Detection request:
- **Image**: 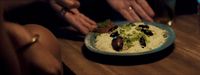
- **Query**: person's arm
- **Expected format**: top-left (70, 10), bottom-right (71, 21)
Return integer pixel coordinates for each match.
top-left (0, 25), bottom-right (22, 75)
top-left (0, 2), bottom-right (21, 75)
top-left (3, 21), bottom-right (62, 75)
top-left (1, 1), bottom-right (62, 74)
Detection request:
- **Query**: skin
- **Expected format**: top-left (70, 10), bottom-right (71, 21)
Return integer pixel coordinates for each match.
top-left (4, 22), bottom-right (62, 75)
top-left (30, 25), bottom-right (62, 75)
top-left (3, 0), bottom-right (155, 35)
top-left (1, 1), bottom-right (62, 74)
top-left (51, 0), bottom-right (96, 35)
top-left (52, 0), bottom-right (155, 34)
top-left (107, 0), bottom-right (155, 22)
top-left (0, 3), bottom-right (21, 75)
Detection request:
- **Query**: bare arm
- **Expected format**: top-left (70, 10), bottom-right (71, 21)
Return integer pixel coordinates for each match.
top-left (0, 2), bottom-right (21, 75)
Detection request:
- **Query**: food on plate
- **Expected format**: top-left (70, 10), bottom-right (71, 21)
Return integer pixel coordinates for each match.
top-left (94, 20), bottom-right (168, 53)
top-left (93, 20), bottom-right (116, 33)
top-left (112, 36), bottom-right (123, 51)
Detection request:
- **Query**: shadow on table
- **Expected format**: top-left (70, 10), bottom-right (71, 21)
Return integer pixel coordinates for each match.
top-left (82, 44), bottom-right (175, 66)
top-left (53, 27), bottom-right (85, 41)
top-left (62, 63), bottom-right (75, 75)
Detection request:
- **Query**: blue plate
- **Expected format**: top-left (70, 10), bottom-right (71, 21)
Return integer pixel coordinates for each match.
top-left (84, 21), bottom-right (176, 56)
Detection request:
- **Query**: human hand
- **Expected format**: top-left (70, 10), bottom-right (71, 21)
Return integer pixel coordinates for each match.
top-left (63, 8), bottom-right (97, 35)
top-left (51, 0), bottom-right (97, 35)
top-left (55, 0), bottom-right (80, 9)
top-left (3, 22), bottom-right (33, 49)
top-left (107, 0), bottom-right (155, 22)
top-left (4, 23), bottom-right (62, 75)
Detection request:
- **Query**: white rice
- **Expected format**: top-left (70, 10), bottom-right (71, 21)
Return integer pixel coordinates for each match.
top-left (95, 23), bottom-right (167, 53)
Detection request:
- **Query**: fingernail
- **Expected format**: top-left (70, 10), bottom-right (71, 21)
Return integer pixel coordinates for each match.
top-left (92, 25), bottom-right (97, 28)
top-left (149, 18), bottom-right (154, 22)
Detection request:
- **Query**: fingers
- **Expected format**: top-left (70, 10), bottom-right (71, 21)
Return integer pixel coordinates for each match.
top-left (130, 0), bottom-right (153, 22)
top-left (56, 0), bottom-right (80, 9)
top-left (3, 22), bottom-right (33, 49)
top-left (65, 11), bottom-right (89, 34)
top-left (79, 14), bottom-right (97, 30)
top-left (64, 9), bottom-right (96, 34)
top-left (70, 9), bottom-right (97, 34)
top-left (117, 1), bottom-right (140, 22)
top-left (79, 14), bottom-right (96, 27)
top-left (118, 8), bottom-right (138, 22)
top-left (51, 1), bottom-right (96, 35)
top-left (127, 7), bottom-right (141, 21)
top-left (107, 0), bottom-right (154, 22)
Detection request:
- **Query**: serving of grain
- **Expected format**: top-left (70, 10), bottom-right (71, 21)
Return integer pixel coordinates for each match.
top-left (95, 22), bottom-right (167, 53)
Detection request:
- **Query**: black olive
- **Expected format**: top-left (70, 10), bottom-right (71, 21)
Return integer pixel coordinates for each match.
top-left (112, 37), bottom-right (124, 51)
top-left (110, 31), bottom-right (119, 37)
top-left (141, 29), bottom-right (153, 36)
top-left (139, 36), bottom-right (146, 48)
top-left (139, 25), bottom-right (149, 29)
top-left (108, 25), bottom-right (118, 32)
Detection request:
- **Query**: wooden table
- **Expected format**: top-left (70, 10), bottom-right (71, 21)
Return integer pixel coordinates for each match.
top-left (60, 14), bottom-right (200, 75)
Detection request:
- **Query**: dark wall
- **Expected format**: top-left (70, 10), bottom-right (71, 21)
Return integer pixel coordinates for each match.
top-left (175, 0), bottom-right (197, 15)
top-left (148, 0), bottom-right (197, 17)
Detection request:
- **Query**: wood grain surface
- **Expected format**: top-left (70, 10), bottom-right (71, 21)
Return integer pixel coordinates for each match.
top-left (60, 14), bottom-right (200, 75)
